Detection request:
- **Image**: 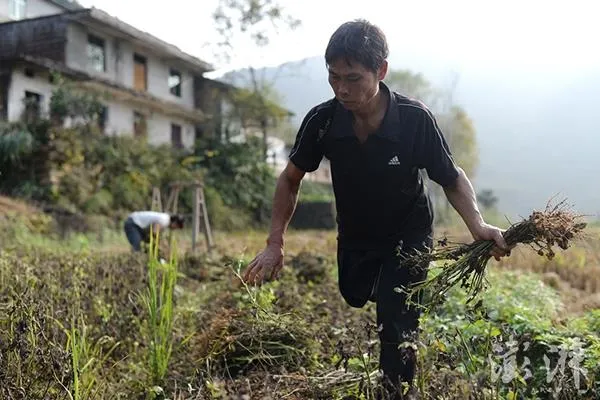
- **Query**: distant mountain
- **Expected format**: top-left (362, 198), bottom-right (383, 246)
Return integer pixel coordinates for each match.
top-left (221, 56), bottom-right (600, 221)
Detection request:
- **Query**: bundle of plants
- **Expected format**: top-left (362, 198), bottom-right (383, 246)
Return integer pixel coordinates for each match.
top-left (199, 308), bottom-right (320, 378)
top-left (399, 200), bottom-right (587, 309)
top-left (195, 267), bottom-right (322, 379)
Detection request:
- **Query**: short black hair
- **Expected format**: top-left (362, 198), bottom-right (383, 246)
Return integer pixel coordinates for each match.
top-left (170, 214), bottom-right (184, 229)
top-left (325, 19), bottom-right (389, 73)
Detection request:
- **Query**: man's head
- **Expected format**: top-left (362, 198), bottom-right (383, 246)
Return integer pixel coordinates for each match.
top-left (169, 214), bottom-right (184, 229)
top-left (325, 19), bottom-right (389, 111)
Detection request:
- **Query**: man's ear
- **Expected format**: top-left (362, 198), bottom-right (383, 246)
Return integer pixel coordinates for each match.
top-left (378, 60), bottom-right (388, 81)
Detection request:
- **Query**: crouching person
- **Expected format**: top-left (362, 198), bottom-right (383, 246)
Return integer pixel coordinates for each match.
top-left (124, 211), bottom-right (184, 252)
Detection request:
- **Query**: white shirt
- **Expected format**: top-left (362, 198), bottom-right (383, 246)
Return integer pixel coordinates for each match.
top-left (129, 211), bottom-right (170, 229)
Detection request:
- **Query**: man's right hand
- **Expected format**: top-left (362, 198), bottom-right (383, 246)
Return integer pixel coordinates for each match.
top-left (242, 244), bottom-right (284, 285)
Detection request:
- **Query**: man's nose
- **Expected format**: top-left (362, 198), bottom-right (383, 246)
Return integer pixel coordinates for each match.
top-left (337, 82), bottom-right (350, 97)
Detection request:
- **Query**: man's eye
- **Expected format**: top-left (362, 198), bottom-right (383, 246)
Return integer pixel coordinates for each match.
top-left (347, 76), bottom-right (361, 82)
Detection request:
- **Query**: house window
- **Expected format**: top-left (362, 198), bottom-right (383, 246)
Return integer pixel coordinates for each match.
top-left (195, 126), bottom-right (204, 141)
top-left (87, 34), bottom-right (106, 73)
top-left (23, 91), bottom-right (42, 121)
top-left (133, 53), bottom-right (147, 91)
top-left (0, 76), bottom-right (9, 120)
top-left (97, 106), bottom-right (108, 133)
top-left (9, 0), bottom-right (26, 20)
top-left (133, 111), bottom-right (147, 138)
top-left (168, 69), bottom-right (181, 97)
top-left (171, 124), bottom-right (182, 148)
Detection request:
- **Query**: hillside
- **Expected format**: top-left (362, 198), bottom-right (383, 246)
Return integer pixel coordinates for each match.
top-left (220, 56), bottom-right (600, 221)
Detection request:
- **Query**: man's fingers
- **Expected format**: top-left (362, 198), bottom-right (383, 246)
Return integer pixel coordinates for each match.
top-left (242, 252), bottom-right (282, 285)
top-left (270, 263), bottom-right (283, 281)
top-left (244, 258), bottom-right (262, 283)
top-left (254, 266), bottom-right (270, 286)
top-left (242, 260), bottom-right (256, 281)
top-left (490, 246), bottom-right (504, 260)
top-left (494, 231), bottom-right (509, 252)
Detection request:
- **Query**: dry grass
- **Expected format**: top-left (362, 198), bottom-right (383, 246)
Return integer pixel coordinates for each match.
top-left (1, 208), bottom-right (599, 399)
top-left (497, 225), bottom-right (600, 313)
top-left (0, 194), bottom-right (40, 216)
top-left (206, 229), bottom-right (339, 260)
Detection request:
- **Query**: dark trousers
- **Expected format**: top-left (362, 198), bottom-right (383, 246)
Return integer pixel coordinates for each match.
top-left (124, 217), bottom-right (147, 252)
top-left (337, 234), bottom-right (433, 395)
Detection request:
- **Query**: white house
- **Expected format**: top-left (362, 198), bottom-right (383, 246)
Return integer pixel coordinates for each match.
top-left (0, 1), bottom-right (220, 149)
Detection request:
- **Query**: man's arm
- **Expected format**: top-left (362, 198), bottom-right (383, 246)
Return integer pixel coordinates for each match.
top-left (243, 103), bottom-right (328, 284)
top-left (443, 167), bottom-right (509, 260)
top-left (243, 161), bottom-right (305, 284)
top-left (442, 167), bottom-right (484, 236)
top-left (266, 162), bottom-right (306, 248)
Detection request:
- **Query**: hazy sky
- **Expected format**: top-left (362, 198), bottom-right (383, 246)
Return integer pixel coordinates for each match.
top-left (77, 0), bottom-right (599, 76)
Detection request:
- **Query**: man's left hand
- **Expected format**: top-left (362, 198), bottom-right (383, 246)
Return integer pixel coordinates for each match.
top-left (471, 222), bottom-right (512, 261)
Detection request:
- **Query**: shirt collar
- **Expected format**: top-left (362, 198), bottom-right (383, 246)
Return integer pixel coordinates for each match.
top-left (329, 81), bottom-right (399, 140)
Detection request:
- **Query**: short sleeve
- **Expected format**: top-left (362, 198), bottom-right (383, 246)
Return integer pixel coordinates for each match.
top-left (414, 107), bottom-right (460, 187)
top-left (288, 106), bottom-right (326, 172)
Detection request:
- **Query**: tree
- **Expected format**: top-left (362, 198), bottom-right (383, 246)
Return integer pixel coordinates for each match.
top-left (385, 69), bottom-right (478, 176)
top-left (436, 106), bottom-right (478, 179)
top-left (385, 70), bottom-right (440, 108)
top-left (213, 0), bottom-right (300, 55)
top-left (221, 82), bottom-right (291, 141)
top-left (212, 0), bottom-right (300, 159)
top-left (477, 189), bottom-right (499, 210)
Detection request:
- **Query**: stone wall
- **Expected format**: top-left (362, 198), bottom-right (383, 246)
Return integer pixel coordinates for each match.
top-left (289, 201), bottom-right (336, 230)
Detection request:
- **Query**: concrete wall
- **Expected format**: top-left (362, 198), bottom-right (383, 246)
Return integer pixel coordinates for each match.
top-left (101, 100), bottom-right (195, 148)
top-left (143, 113), bottom-right (195, 148)
top-left (60, 22), bottom-right (199, 148)
top-left (65, 23), bottom-right (195, 109)
top-left (0, 0), bottom-right (63, 22)
top-left (7, 66), bottom-right (54, 120)
top-left (7, 66), bottom-right (196, 148)
top-left (26, 0), bottom-right (63, 18)
top-left (0, 0), bottom-right (8, 21)
top-left (65, 24), bottom-right (118, 82)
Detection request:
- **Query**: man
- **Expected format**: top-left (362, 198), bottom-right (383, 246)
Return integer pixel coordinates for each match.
top-left (124, 210), bottom-right (184, 252)
top-left (242, 19), bottom-right (509, 399)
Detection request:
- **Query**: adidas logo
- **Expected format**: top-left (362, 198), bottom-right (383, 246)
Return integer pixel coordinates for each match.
top-left (388, 155), bottom-right (401, 166)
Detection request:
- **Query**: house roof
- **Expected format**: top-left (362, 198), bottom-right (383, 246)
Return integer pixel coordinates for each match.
top-left (65, 8), bottom-right (214, 74)
top-left (8, 54), bottom-right (205, 123)
top-left (0, 7), bottom-right (214, 74)
top-left (49, 0), bottom-right (83, 11)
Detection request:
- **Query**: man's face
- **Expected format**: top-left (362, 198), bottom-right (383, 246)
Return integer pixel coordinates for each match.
top-left (327, 58), bottom-right (387, 111)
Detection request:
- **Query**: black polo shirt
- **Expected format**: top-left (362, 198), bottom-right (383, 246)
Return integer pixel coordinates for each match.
top-left (289, 82), bottom-right (460, 250)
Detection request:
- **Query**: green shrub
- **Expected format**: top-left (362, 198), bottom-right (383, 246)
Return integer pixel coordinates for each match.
top-left (82, 189), bottom-right (114, 215)
top-left (2, 77), bottom-right (278, 231)
top-left (193, 137), bottom-right (275, 225)
top-left (204, 186), bottom-right (253, 231)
